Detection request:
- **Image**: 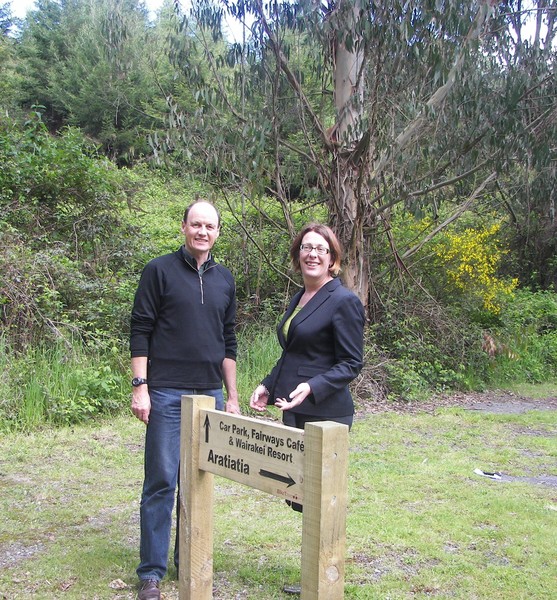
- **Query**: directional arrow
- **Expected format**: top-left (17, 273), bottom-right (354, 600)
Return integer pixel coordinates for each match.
top-left (203, 414), bottom-right (211, 443)
top-left (259, 469), bottom-right (296, 487)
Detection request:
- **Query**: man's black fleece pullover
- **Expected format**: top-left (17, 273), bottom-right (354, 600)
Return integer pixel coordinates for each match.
top-left (130, 247), bottom-right (237, 389)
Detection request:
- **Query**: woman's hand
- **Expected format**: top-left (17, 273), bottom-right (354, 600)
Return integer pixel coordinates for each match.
top-left (249, 384), bottom-right (270, 412)
top-left (275, 382), bottom-right (311, 411)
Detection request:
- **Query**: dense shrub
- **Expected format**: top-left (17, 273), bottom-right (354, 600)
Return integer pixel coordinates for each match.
top-left (369, 296), bottom-right (489, 399)
top-left (0, 113), bottom-right (139, 348)
top-left (481, 288), bottom-right (557, 386)
top-left (432, 223), bottom-right (518, 314)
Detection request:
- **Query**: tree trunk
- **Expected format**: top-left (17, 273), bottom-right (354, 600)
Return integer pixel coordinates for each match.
top-left (330, 156), bottom-right (370, 309)
top-left (328, 0), bottom-right (370, 309)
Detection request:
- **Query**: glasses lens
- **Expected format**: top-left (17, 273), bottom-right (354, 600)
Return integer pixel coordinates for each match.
top-left (300, 244), bottom-right (329, 255)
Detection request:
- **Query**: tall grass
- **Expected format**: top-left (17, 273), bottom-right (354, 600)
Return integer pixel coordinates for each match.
top-left (0, 337), bottom-right (128, 431)
top-left (0, 327), bottom-right (280, 431)
top-left (236, 325), bottom-right (281, 403)
top-left (20, 380), bottom-right (46, 429)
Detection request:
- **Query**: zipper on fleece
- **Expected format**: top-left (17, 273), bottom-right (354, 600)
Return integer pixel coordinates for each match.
top-left (184, 257), bottom-right (217, 305)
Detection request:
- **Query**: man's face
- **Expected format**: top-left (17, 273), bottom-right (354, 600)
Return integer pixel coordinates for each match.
top-left (181, 202), bottom-right (220, 259)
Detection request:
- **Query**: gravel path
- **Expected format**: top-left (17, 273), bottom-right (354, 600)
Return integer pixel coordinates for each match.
top-left (355, 389), bottom-right (557, 418)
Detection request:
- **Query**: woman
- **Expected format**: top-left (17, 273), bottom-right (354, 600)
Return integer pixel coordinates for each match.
top-left (250, 222), bottom-right (365, 432)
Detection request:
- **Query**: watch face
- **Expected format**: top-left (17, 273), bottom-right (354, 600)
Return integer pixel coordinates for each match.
top-left (132, 377), bottom-right (147, 387)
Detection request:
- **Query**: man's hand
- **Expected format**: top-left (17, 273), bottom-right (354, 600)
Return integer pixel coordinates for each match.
top-left (225, 395), bottom-right (241, 414)
top-left (131, 388), bottom-right (151, 424)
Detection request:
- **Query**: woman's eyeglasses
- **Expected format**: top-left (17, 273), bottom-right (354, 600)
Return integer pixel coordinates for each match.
top-left (300, 244), bottom-right (330, 255)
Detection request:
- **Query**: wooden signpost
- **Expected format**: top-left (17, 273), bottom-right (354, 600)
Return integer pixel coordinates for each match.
top-left (178, 395), bottom-right (349, 600)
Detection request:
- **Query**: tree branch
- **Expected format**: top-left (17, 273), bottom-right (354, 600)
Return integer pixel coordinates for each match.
top-left (219, 187), bottom-right (301, 288)
top-left (255, 0), bottom-right (333, 152)
top-left (401, 171), bottom-right (498, 260)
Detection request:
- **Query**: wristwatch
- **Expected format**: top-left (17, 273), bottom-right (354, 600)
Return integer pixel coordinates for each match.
top-left (131, 377), bottom-right (148, 387)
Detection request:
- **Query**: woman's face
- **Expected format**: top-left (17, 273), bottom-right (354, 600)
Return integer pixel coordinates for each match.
top-left (299, 231), bottom-right (332, 283)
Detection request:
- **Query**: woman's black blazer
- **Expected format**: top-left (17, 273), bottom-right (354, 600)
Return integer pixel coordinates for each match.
top-left (262, 277), bottom-right (365, 418)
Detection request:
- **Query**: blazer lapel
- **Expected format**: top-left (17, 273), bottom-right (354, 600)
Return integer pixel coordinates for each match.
top-left (285, 278), bottom-right (340, 340)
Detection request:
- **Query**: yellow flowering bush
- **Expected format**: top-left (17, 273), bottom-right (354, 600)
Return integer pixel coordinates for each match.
top-left (434, 223), bottom-right (518, 314)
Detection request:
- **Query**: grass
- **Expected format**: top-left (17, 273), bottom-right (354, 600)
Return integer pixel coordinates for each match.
top-left (0, 390), bottom-right (556, 599)
top-left (236, 325), bottom-right (282, 404)
top-left (507, 381), bottom-right (557, 399)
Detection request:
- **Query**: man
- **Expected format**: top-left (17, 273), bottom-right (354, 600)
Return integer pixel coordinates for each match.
top-left (130, 200), bottom-right (240, 600)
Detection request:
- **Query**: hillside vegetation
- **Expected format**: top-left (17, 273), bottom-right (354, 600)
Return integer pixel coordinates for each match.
top-left (1, 1), bottom-right (556, 429)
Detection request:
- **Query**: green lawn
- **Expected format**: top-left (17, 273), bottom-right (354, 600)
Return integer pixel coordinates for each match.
top-left (0, 394), bottom-right (555, 599)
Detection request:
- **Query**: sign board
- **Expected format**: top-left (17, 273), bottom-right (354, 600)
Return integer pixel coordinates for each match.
top-left (180, 395), bottom-right (348, 600)
top-left (198, 409), bottom-right (305, 503)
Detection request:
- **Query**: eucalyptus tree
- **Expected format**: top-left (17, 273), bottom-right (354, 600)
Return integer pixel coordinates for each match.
top-left (484, 1), bottom-right (557, 289)
top-left (159, 0), bottom-right (556, 311)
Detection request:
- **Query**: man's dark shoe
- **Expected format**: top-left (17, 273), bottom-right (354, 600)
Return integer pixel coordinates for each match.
top-left (137, 578), bottom-right (160, 600)
top-left (283, 583), bottom-right (302, 594)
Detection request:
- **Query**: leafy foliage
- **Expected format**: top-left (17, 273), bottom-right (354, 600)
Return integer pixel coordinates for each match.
top-left (0, 111), bottom-right (137, 348)
top-left (370, 295), bottom-right (488, 399)
top-left (1, 0), bottom-right (557, 428)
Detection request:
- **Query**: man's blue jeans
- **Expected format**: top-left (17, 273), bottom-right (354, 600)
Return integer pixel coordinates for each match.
top-left (136, 387), bottom-right (224, 582)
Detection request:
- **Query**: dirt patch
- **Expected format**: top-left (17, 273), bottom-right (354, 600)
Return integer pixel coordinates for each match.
top-left (355, 389), bottom-right (557, 417)
top-left (0, 541), bottom-right (46, 569)
top-left (464, 397), bottom-right (557, 414)
top-left (497, 474), bottom-right (557, 487)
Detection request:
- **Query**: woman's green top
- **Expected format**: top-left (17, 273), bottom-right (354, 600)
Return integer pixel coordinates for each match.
top-left (282, 305), bottom-right (302, 339)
